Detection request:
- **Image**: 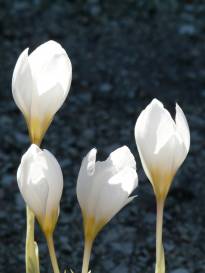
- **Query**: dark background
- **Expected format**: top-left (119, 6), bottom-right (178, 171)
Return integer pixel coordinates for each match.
top-left (0, 0), bottom-right (204, 272)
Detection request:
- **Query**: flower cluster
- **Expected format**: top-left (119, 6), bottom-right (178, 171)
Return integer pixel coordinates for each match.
top-left (12, 41), bottom-right (190, 273)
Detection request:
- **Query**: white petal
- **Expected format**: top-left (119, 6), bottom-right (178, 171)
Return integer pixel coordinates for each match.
top-left (154, 112), bottom-right (175, 154)
top-left (76, 149), bottom-right (97, 212)
top-left (42, 149), bottom-right (63, 216)
top-left (135, 98), bottom-right (175, 182)
top-left (17, 144), bottom-right (63, 218)
top-left (156, 133), bottom-right (186, 175)
top-left (152, 132), bottom-right (187, 197)
top-left (29, 40), bottom-right (72, 98)
top-left (175, 103), bottom-right (190, 152)
top-left (107, 145), bottom-right (136, 171)
top-left (17, 145), bottom-right (48, 216)
top-left (95, 167), bottom-right (138, 223)
top-left (30, 83), bottom-right (65, 119)
top-left (12, 48), bottom-right (33, 115)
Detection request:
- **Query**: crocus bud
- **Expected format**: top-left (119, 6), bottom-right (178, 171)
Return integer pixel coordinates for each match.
top-left (135, 98), bottom-right (190, 201)
top-left (17, 144), bottom-right (63, 236)
top-left (77, 146), bottom-right (138, 242)
top-left (12, 40), bottom-right (72, 145)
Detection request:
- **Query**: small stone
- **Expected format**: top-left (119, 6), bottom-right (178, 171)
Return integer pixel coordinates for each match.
top-left (99, 83), bottom-right (113, 93)
top-left (14, 132), bottom-right (29, 145)
top-left (178, 24), bottom-right (197, 36)
top-left (112, 264), bottom-right (128, 273)
top-left (2, 174), bottom-right (15, 186)
top-left (89, 5), bottom-right (101, 17)
top-left (171, 269), bottom-right (189, 273)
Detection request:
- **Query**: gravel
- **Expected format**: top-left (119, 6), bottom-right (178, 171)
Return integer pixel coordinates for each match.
top-left (0, 1), bottom-right (204, 273)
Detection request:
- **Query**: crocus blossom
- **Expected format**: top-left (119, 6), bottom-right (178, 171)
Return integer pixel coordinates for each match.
top-left (17, 144), bottom-right (63, 235)
top-left (135, 98), bottom-right (190, 200)
top-left (77, 146), bottom-right (138, 242)
top-left (12, 40), bottom-right (72, 145)
top-left (135, 99), bottom-right (190, 273)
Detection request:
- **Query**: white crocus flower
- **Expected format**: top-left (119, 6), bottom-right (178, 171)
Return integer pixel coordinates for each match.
top-left (12, 40), bottom-right (72, 145)
top-left (77, 146), bottom-right (138, 273)
top-left (17, 144), bottom-right (63, 236)
top-left (135, 98), bottom-right (190, 273)
top-left (135, 98), bottom-right (190, 200)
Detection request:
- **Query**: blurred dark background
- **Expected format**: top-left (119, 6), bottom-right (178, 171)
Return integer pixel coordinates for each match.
top-left (0, 0), bottom-right (204, 272)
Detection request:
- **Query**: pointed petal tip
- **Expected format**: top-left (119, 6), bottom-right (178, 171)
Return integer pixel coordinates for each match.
top-left (110, 145), bottom-right (136, 170)
top-left (116, 145), bottom-right (131, 155)
top-left (38, 40), bottom-right (61, 49)
top-left (175, 103), bottom-right (184, 121)
top-left (23, 47), bottom-right (29, 55)
top-left (150, 98), bottom-right (164, 108)
top-left (86, 148), bottom-right (97, 176)
top-left (88, 147), bottom-right (97, 158)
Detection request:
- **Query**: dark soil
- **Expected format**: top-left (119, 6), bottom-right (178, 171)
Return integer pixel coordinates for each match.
top-left (0, 1), bottom-right (204, 273)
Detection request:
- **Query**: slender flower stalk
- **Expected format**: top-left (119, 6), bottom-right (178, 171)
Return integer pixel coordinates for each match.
top-left (77, 146), bottom-right (138, 273)
top-left (155, 199), bottom-right (165, 273)
top-left (26, 207), bottom-right (40, 273)
top-left (26, 138), bottom-right (41, 273)
top-left (46, 234), bottom-right (60, 273)
top-left (135, 99), bottom-right (190, 273)
top-left (81, 239), bottom-right (93, 273)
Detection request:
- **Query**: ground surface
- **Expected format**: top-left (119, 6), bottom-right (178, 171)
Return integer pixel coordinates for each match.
top-left (0, 1), bottom-right (204, 273)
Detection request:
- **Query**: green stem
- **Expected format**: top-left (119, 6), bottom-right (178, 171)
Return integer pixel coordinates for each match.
top-left (46, 234), bottom-right (60, 273)
top-left (81, 239), bottom-right (93, 273)
top-left (26, 206), bottom-right (40, 273)
top-left (25, 117), bottom-right (41, 273)
top-left (155, 199), bottom-right (165, 273)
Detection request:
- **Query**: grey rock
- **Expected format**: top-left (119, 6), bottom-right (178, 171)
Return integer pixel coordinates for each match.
top-left (99, 83), bottom-right (113, 93)
top-left (178, 24), bottom-right (197, 36)
top-left (112, 264), bottom-right (128, 273)
top-left (1, 1), bottom-right (205, 273)
top-left (171, 269), bottom-right (189, 273)
top-left (1, 174), bottom-right (14, 186)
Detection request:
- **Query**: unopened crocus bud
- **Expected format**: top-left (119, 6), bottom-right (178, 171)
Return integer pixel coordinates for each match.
top-left (12, 40), bottom-right (72, 145)
top-left (17, 144), bottom-right (63, 236)
top-left (135, 98), bottom-right (190, 201)
top-left (135, 98), bottom-right (190, 273)
top-left (77, 146), bottom-right (138, 273)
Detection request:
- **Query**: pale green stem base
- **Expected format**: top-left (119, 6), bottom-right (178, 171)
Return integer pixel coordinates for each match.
top-left (81, 239), bottom-right (93, 273)
top-left (46, 234), bottom-right (60, 273)
top-left (26, 206), bottom-right (40, 273)
top-left (155, 200), bottom-right (165, 273)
